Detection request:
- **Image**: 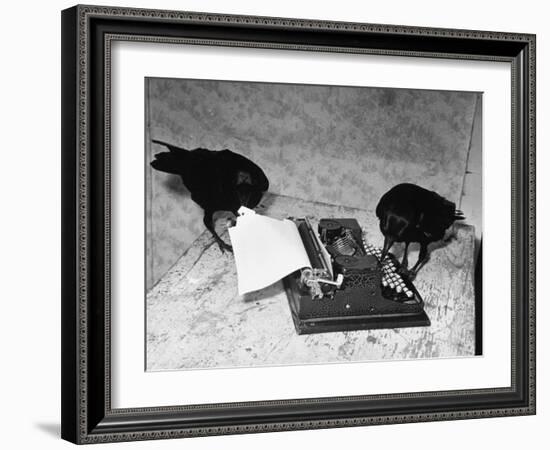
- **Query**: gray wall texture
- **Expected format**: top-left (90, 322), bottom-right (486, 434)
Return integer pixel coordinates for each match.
top-left (146, 78), bottom-right (479, 289)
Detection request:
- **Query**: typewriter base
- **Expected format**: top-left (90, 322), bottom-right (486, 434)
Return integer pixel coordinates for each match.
top-left (289, 309), bottom-right (431, 335)
top-left (284, 270), bottom-right (431, 334)
top-left (284, 278), bottom-right (431, 335)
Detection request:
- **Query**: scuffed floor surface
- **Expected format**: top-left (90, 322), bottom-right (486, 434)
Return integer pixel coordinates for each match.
top-left (146, 194), bottom-right (476, 371)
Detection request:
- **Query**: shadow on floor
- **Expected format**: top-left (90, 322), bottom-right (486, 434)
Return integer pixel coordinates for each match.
top-left (35, 422), bottom-right (60, 438)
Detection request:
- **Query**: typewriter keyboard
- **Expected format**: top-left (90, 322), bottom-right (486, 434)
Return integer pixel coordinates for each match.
top-left (362, 238), bottom-right (416, 303)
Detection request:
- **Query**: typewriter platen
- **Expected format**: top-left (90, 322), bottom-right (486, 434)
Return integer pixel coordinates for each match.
top-left (283, 218), bottom-right (430, 334)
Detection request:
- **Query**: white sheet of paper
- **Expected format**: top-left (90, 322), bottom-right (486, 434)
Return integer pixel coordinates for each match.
top-left (228, 208), bottom-right (311, 295)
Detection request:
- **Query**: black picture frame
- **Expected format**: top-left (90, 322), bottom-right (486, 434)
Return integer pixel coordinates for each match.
top-left (61, 4), bottom-right (536, 444)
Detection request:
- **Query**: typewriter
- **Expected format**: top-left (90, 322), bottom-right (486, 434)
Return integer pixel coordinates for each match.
top-left (283, 218), bottom-right (430, 334)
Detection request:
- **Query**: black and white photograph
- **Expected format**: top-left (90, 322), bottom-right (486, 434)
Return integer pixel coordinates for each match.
top-left (145, 78), bottom-right (482, 371)
top-left (51, 1), bottom-right (538, 447)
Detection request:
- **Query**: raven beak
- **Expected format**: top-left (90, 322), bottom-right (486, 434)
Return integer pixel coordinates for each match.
top-left (380, 236), bottom-right (394, 263)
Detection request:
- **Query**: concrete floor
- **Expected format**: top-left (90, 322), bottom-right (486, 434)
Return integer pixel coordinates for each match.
top-left (146, 194), bottom-right (476, 371)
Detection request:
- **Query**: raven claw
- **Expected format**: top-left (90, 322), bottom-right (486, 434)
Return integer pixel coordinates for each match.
top-left (217, 241), bottom-right (233, 253)
top-left (398, 267), bottom-right (415, 280)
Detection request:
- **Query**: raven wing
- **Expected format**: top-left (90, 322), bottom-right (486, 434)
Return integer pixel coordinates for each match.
top-left (417, 190), bottom-right (457, 240)
top-left (216, 150), bottom-right (269, 192)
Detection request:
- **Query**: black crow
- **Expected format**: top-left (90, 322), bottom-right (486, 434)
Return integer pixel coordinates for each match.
top-left (150, 140), bottom-right (269, 252)
top-left (375, 183), bottom-right (465, 277)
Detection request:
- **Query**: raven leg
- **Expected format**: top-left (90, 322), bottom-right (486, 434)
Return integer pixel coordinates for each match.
top-left (203, 212), bottom-right (233, 253)
top-left (401, 242), bottom-right (410, 270)
top-left (409, 242), bottom-right (429, 278)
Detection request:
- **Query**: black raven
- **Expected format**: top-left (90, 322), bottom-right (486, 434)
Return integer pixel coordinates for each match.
top-left (150, 140), bottom-right (269, 252)
top-left (375, 183), bottom-right (465, 277)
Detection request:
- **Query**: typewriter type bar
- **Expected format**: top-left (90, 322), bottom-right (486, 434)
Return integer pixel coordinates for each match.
top-left (283, 218), bottom-right (430, 335)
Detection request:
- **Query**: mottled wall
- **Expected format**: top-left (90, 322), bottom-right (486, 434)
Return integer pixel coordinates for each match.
top-left (146, 78), bottom-right (479, 289)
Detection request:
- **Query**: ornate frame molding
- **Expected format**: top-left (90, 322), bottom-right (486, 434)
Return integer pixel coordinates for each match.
top-left (62, 5), bottom-right (536, 444)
